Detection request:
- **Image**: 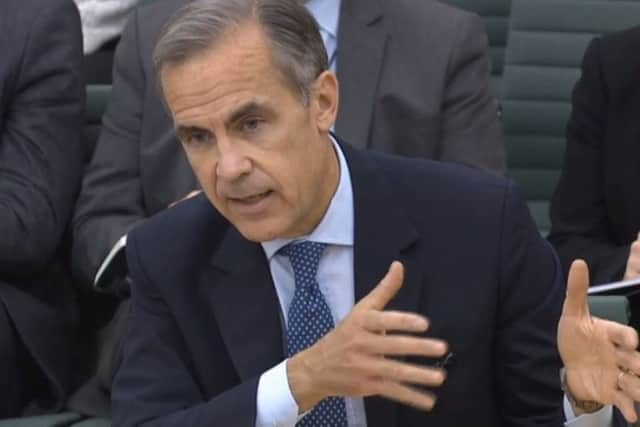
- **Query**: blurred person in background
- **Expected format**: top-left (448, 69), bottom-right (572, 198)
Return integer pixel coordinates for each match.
top-left (549, 26), bottom-right (640, 331)
top-left (74, 0), bottom-right (141, 83)
top-left (0, 0), bottom-right (85, 418)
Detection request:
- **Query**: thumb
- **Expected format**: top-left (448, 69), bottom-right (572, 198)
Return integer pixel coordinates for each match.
top-left (563, 259), bottom-right (590, 318)
top-left (359, 261), bottom-right (404, 310)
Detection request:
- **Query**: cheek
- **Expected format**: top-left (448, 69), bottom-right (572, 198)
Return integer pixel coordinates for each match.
top-left (277, 164), bottom-right (314, 211)
top-left (198, 179), bottom-right (226, 216)
top-left (185, 150), bottom-right (219, 195)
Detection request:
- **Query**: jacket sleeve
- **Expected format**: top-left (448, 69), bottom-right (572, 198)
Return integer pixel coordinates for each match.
top-left (111, 229), bottom-right (259, 427)
top-left (547, 37), bottom-right (630, 285)
top-left (71, 8), bottom-right (147, 290)
top-left (439, 12), bottom-right (506, 175)
top-left (0, 0), bottom-right (84, 278)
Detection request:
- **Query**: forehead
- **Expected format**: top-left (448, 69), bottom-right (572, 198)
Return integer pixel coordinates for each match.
top-left (161, 22), bottom-right (293, 122)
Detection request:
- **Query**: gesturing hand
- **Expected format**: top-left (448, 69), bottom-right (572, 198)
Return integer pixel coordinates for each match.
top-left (558, 259), bottom-right (640, 422)
top-left (287, 261), bottom-right (449, 413)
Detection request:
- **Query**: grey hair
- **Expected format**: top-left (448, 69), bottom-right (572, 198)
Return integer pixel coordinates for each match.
top-left (153, 0), bottom-right (329, 105)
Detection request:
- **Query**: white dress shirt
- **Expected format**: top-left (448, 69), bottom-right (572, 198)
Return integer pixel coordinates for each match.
top-left (306, 0), bottom-right (341, 73)
top-left (257, 136), bottom-right (366, 426)
top-left (74, 0), bottom-right (140, 54)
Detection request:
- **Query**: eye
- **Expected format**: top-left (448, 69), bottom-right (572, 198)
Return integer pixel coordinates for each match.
top-left (182, 130), bottom-right (212, 147)
top-left (242, 117), bottom-right (263, 132)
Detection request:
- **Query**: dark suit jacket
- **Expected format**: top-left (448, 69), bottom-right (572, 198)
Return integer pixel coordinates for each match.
top-left (548, 27), bottom-right (640, 323)
top-left (71, 0), bottom-right (505, 291)
top-left (0, 0), bottom-right (85, 410)
top-left (113, 142), bottom-right (566, 427)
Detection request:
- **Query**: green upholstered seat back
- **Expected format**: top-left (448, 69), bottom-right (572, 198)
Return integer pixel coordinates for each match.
top-left (502, 0), bottom-right (640, 235)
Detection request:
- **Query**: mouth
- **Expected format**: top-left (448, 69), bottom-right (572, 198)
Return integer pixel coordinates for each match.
top-left (230, 190), bottom-right (272, 205)
top-left (227, 190), bottom-right (274, 215)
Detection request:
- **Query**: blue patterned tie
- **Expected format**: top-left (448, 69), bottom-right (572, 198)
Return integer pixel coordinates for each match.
top-left (281, 241), bottom-right (348, 427)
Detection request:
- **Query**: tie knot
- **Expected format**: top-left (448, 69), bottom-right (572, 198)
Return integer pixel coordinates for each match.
top-left (280, 241), bottom-right (326, 281)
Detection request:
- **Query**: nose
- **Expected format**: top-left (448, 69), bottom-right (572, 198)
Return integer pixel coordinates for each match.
top-left (215, 142), bottom-right (252, 181)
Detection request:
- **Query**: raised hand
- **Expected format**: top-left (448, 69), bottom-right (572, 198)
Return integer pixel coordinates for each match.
top-left (287, 261), bottom-right (449, 413)
top-left (558, 259), bottom-right (640, 421)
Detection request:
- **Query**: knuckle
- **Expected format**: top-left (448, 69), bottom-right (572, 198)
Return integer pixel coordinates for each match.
top-left (351, 335), bottom-right (368, 352)
top-left (369, 380), bottom-right (386, 395)
top-left (385, 363), bottom-right (402, 380)
top-left (364, 311), bottom-right (381, 330)
top-left (351, 313), bottom-right (366, 330)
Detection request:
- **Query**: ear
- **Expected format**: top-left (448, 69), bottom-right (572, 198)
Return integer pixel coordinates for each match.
top-left (311, 70), bottom-right (339, 133)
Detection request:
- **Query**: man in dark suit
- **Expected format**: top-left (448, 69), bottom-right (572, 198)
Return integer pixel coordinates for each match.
top-left (71, 0), bottom-right (504, 295)
top-left (112, 1), bottom-right (640, 426)
top-left (0, 0), bottom-right (85, 418)
top-left (548, 26), bottom-right (640, 330)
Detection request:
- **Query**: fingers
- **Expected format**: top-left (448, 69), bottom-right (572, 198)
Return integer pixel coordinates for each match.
top-left (359, 261), bottom-right (404, 311)
top-left (604, 319), bottom-right (640, 350)
top-left (614, 389), bottom-right (638, 423)
top-left (363, 356), bottom-right (446, 387)
top-left (618, 370), bottom-right (640, 402)
top-left (563, 259), bottom-right (590, 318)
top-left (615, 347), bottom-right (640, 377)
top-left (358, 310), bottom-right (447, 358)
top-left (362, 310), bottom-right (429, 333)
top-left (374, 381), bottom-right (438, 411)
top-left (366, 334), bottom-right (448, 358)
top-left (625, 239), bottom-right (640, 280)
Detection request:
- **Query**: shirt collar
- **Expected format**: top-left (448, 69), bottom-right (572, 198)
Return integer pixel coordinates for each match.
top-left (261, 135), bottom-right (354, 259)
top-left (305, 0), bottom-right (341, 40)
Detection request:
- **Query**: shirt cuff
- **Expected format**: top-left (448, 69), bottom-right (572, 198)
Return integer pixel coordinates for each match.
top-left (564, 394), bottom-right (613, 427)
top-left (256, 360), bottom-right (300, 427)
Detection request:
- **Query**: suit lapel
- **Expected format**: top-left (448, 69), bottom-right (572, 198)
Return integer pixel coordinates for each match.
top-left (335, 0), bottom-right (388, 149)
top-left (202, 227), bottom-right (284, 382)
top-left (342, 142), bottom-right (422, 427)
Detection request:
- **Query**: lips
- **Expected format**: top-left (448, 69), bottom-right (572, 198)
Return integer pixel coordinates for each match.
top-left (227, 190), bottom-right (273, 216)
top-left (230, 190), bottom-right (272, 204)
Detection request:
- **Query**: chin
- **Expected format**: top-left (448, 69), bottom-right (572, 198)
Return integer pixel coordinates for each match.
top-left (234, 222), bottom-right (285, 243)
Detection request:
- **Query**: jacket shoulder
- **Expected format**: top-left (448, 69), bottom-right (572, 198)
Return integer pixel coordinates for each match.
top-left (129, 0), bottom-right (186, 51)
top-left (127, 195), bottom-right (230, 281)
top-left (375, 153), bottom-right (509, 203)
top-left (383, 0), bottom-right (480, 36)
top-left (593, 25), bottom-right (640, 97)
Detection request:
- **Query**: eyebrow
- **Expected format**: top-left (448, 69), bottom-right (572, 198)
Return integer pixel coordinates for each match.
top-left (174, 100), bottom-right (272, 138)
top-left (227, 101), bottom-right (270, 127)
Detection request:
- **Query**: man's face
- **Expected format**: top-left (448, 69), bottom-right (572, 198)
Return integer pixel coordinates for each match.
top-left (161, 22), bottom-right (339, 242)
